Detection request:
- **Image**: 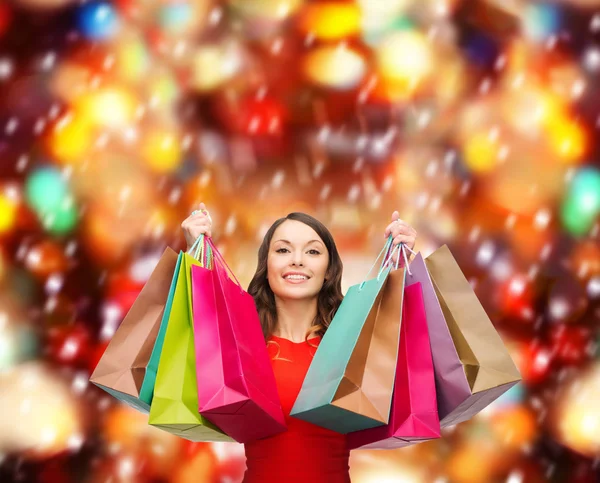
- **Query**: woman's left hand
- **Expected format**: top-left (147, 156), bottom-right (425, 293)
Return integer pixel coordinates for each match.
top-left (383, 211), bottom-right (417, 267)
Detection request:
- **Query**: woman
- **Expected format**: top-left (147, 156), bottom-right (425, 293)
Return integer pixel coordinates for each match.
top-left (181, 203), bottom-right (417, 483)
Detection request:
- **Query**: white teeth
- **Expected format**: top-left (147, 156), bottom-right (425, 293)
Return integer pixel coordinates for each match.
top-left (284, 275), bottom-right (308, 280)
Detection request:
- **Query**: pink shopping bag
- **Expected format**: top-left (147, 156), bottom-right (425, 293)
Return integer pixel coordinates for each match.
top-left (191, 238), bottom-right (286, 443)
top-left (348, 282), bottom-right (441, 449)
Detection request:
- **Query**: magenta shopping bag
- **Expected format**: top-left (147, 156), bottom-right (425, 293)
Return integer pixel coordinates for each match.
top-left (348, 282), bottom-right (440, 449)
top-left (191, 238), bottom-right (286, 443)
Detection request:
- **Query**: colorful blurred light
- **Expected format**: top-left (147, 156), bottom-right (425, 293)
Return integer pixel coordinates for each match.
top-left (25, 166), bottom-right (69, 213)
top-left (47, 113), bottom-right (94, 165)
top-left (376, 30), bottom-right (433, 88)
top-left (358, 0), bottom-right (412, 44)
top-left (115, 34), bottom-right (150, 81)
top-left (498, 274), bottom-right (535, 320)
top-left (41, 199), bottom-right (78, 235)
top-left (560, 166), bottom-right (600, 236)
top-left (191, 42), bottom-right (244, 92)
top-left (523, 3), bottom-right (562, 42)
top-left (158, 1), bottom-right (194, 33)
top-left (0, 324), bottom-right (16, 371)
top-left (0, 295), bottom-right (38, 372)
top-left (155, 0), bottom-right (208, 37)
top-left (554, 362), bottom-right (600, 457)
top-left (446, 441), bottom-right (496, 483)
top-left (141, 129), bottom-right (183, 173)
top-left (173, 446), bottom-right (218, 483)
top-left (0, 0), bottom-right (598, 478)
top-left (83, 203), bottom-right (146, 265)
top-left (47, 323), bottom-right (93, 368)
top-left (104, 404), bottom-right (184, 475)
top-left (76, 86), bottom-right (138, 128)
top-left (489, 406), bottom-right (538, 450)
top-left (298, 2), bottom-right (361, 41)
top-left (77, 1), bottom-right (120, 41)
top-left (463, 132), bottom-right (501, 173)
top-left (0, 362), bottom-right (82, 456)
top-left (518, 343), bottom-right (554, 385)
top-left (550, 324), bottom-right (593, 365)
top-left (24, 240), bottom-right (69, 278)
top-left (0, 190), bottom-right (18, 234)
top-left (303, 45), bottom-right (367, 90)
top-left (570, 239), bottom-right (600, 278)
top-left (25, 167), bottom-right (78, 235)
top-left (464, 31), bottom-right (500, 68)
top-left (148, 72), bottom-right (179, 108)
top-left (545, 116), bottom-right (587, 163)
top-left (502, 84), bottom-right (564, 135)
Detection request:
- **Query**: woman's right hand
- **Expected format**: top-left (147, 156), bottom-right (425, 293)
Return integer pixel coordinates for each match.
top-left (181, 202), bottom-right (213, 251)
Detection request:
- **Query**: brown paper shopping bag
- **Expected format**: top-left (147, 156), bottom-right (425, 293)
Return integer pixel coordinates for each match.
top-left (90, 247), bottom-right (179, 413)
top-left (338, 266), bottom-right (406, 422)
top-left (425, 245), bottom-right (522, 427)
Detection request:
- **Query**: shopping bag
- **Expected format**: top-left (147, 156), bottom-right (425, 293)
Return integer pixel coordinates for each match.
top-left (348, 280), bottom-right (440, 449)
top-left (90, 247), bottom-right (179, 413)
top-left (191, 238), bottom-right (286, 443)
top-left (139, 251), bottom-right (183, 405)
top-left (290, 237), bottom-right (405, 433)
top-left (402, 251), bottom-right (473, 428)
top-left (148, 237), bottom-right (234, 442)
top-left (424, 244), bottom-right (522, 427)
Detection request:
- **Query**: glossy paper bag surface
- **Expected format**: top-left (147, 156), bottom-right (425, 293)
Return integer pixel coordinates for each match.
top-left (148, 251), bottom-right (233, 442)
top-left (404, 253), bottom-right (472, 427)
top-left (348, 282), bottom-right (440, 449)
top-left (291, 266), bottom-right (405, 433)
top-left (425, 245), bottom-right (522, 427)
top-left (191, 245), bottom-right (286, 443)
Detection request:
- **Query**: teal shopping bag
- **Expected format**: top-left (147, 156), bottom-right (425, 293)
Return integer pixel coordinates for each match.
top-left (290, 237), bottom-right (406, 433)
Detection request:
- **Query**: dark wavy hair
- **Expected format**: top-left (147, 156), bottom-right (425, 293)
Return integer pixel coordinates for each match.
top-left (247, 212), bottom-right (344, 343)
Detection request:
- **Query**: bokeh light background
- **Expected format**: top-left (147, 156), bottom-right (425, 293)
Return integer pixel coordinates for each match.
top-left (0, 0), bottom-right (599, 481)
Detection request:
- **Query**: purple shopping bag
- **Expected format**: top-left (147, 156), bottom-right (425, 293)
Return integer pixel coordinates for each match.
top-left (191, 239), bottom-right (286, 443)
top-left (405, 253), bottom-right (473, 427)
top-left (423, 245), bottom-right (521, 427)
top-left (348, 282), bottom-right (440, 449)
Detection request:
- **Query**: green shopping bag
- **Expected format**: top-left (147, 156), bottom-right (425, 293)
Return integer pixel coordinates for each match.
top-left (290, 237), bottom-right (406, 433)
top-left (148, 237), bottom-right (234, 442)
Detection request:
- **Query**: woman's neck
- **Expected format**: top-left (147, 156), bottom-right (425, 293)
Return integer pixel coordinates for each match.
top-left (272, 297), bottom-right (318, 342)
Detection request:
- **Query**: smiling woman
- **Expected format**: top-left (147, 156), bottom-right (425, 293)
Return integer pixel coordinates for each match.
top-left (180, 207), bottom-right (417, 483)
top-left (249, 213), bottom-right (344, 344)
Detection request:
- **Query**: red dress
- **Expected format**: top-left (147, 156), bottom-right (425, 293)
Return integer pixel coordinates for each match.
top-left (242, 334), bottom-right (351, 483)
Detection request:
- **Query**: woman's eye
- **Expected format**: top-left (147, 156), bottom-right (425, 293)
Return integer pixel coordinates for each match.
top-left (276, 248), bottom-right (289, 253)
top-left (308, 249), bottom-right (321, 255)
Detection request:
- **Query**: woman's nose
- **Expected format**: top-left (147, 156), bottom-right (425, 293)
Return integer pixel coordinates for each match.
top-left (291, 251), bottom-right (304, 266)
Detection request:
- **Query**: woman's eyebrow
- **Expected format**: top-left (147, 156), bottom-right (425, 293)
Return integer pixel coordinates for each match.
top-left (273, 239), bottom-right (323, 246)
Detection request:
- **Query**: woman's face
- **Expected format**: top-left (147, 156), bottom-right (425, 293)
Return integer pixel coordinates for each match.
top-left (267, 220), bottom-right (330, 301)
